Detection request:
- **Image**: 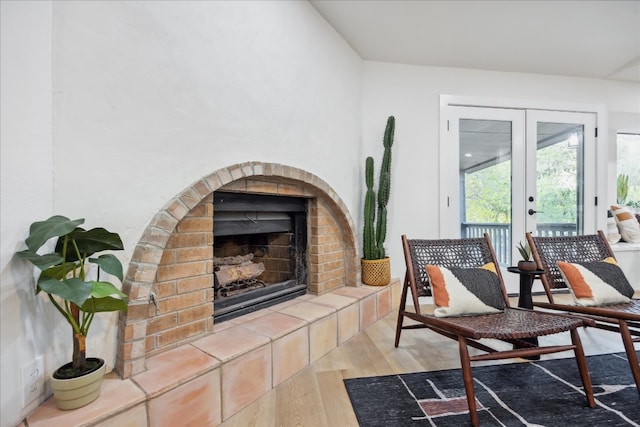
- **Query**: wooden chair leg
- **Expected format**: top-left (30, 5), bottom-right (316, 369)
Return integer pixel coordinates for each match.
top-left (394, 274), bottom-right (410, 347)
top-left (619, 320), bottom-right (640, 396)
top-left (458, 336), bottom-right (478, 427)
top-left (570, 329), bottom-right (595, 407)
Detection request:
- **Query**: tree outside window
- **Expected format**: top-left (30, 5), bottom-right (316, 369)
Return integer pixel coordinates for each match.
top-left (617, 133), bottom-right (640, 209)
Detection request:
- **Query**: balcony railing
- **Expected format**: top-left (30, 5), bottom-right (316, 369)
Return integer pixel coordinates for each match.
top-left (461, 222), bottom-right (577, 265)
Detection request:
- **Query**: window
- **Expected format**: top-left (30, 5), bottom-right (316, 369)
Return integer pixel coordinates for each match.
top-left (617, 133), bottom-right (640, 208)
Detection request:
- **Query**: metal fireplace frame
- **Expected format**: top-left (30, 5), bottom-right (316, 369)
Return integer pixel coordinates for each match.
top-left (212, 191), bottom-right (308, 322)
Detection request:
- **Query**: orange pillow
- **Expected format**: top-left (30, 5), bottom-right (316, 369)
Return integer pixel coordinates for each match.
top-left (557, 258), bottom-right (634, 306)
top-left (426, 263), bottom-right (505, 317)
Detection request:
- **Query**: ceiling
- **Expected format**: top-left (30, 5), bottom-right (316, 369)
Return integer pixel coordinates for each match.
top-left (310, 0), bottom-right (640, 82)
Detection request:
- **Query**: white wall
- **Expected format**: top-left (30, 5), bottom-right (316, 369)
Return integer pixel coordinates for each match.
top-left (0, 2), bottom-right (363, 426)
top-left (361, 62), bottom-right (640, 282)
top-left (52, 0), bottom-right (363, 249)
top-left (1, 1), bottom-right (56, 423)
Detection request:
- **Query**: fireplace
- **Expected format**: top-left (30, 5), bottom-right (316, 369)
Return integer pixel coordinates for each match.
top-left (212, 191), bottom-right (308, 322)
top-left (117, 162), bottom-right (360, 378)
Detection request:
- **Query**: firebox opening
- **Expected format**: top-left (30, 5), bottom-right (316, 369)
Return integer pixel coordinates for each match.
top-left (213, 191), bottom-right (308, 322)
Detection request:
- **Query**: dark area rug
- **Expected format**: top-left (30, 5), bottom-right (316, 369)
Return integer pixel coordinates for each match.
top-left (344, 352), bottom-right (639, 426)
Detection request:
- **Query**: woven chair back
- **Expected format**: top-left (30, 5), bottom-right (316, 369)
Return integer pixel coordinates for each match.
top-left (528, 232), bottom-right (614, 289)
top-left (404, 236), bottom-right (499, 297)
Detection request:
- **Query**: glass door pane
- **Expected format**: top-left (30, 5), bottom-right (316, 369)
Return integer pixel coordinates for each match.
top-left (534, 122), bottom-right (584, 236)
top-left (460, 118), bottom-right (513, 264)
top-left (444, 106), bottom-right (525, 267)
top-left (526, 111), bottom-right (597, 237)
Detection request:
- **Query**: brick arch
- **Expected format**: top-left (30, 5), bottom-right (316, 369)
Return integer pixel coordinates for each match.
top-left (116, 162), bottom-right (359, 378)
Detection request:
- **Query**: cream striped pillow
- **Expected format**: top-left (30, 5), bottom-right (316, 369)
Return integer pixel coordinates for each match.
top-left (611, 205), bottom-right (640, 243)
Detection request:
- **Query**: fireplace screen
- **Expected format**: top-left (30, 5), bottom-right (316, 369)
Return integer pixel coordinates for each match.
top-left (212, 192), bottom-right (307, 322)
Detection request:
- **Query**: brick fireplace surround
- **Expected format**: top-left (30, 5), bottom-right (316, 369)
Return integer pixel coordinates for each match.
top-left (22, 162), bottom-right (402, 426)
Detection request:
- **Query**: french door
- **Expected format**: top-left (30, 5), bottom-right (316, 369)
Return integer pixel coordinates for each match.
top-left (442, 106), bottom-right (597, 266)
top-left (526, 110), bottom-right (597, 239)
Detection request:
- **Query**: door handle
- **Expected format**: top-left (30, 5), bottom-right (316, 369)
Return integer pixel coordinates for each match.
top-left (528, 209), bottom-right (543, 215)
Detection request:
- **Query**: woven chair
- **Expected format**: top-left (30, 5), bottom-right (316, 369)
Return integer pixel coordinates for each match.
top-left (395, 234), bottom-right (595, 427)
top-left (526, 230), bottom-right (640, 395)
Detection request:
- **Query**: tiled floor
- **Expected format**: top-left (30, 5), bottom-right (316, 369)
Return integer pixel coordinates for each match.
top-left (23, 280), bottom-right (401, 427)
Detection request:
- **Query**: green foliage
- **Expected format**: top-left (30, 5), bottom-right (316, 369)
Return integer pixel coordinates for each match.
top-left (17, 215), bottom-right (128, 372)
top-left (465, 162), bottom-right (511, 222)
top-left (363, 116), bottom-right (395, 260)
top-left (617, 174), bottom-right (629, 205)
top-left (465, 138), bottom-right (582, 225)
top-left (516, 241), bottom-right (531, 261)
top-left (617, 134), bottom-right (640, 203)
top-left (535, 142), bottom-right (578, 223)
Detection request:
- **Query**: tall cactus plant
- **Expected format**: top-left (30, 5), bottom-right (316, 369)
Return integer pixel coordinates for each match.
top-left (363, 116), bottom-right (395, 260)
top-left (363, 156), bottom-right (377, 260)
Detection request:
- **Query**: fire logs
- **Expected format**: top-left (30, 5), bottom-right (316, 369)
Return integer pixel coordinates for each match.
top-left (213, 254), bottom-right (265, 298)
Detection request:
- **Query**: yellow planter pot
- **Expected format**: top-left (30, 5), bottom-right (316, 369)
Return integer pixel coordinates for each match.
top-left (50, 358), bottom-right (106, 410)
top-left (361, 257), bottom-right (391, 286)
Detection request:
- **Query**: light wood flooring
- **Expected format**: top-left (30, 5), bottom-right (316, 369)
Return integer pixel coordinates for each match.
top-left (220, 295), bottom-right (634, 427)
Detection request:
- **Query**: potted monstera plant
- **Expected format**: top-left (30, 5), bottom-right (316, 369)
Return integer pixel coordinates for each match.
top-left (17, 215), bottom-right (128, 410)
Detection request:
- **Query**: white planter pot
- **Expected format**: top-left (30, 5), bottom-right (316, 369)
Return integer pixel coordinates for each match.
top-left (50, 358), bottom-right (106, 410)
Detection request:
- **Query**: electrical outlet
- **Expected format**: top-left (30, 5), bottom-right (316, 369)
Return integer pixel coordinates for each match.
top-left (21, 356), bottom-right (44, 407)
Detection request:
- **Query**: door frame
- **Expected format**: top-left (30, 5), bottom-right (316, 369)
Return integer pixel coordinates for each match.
top-left (439, 95), bottom-right (607, 241)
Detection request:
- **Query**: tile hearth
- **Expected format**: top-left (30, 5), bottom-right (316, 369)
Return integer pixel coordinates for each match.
top-left (24, 279), bottom-right (400, 427)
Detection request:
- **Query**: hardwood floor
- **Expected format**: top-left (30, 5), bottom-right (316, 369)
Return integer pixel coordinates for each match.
top-left (220, 297), bottom-right (633, 427)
